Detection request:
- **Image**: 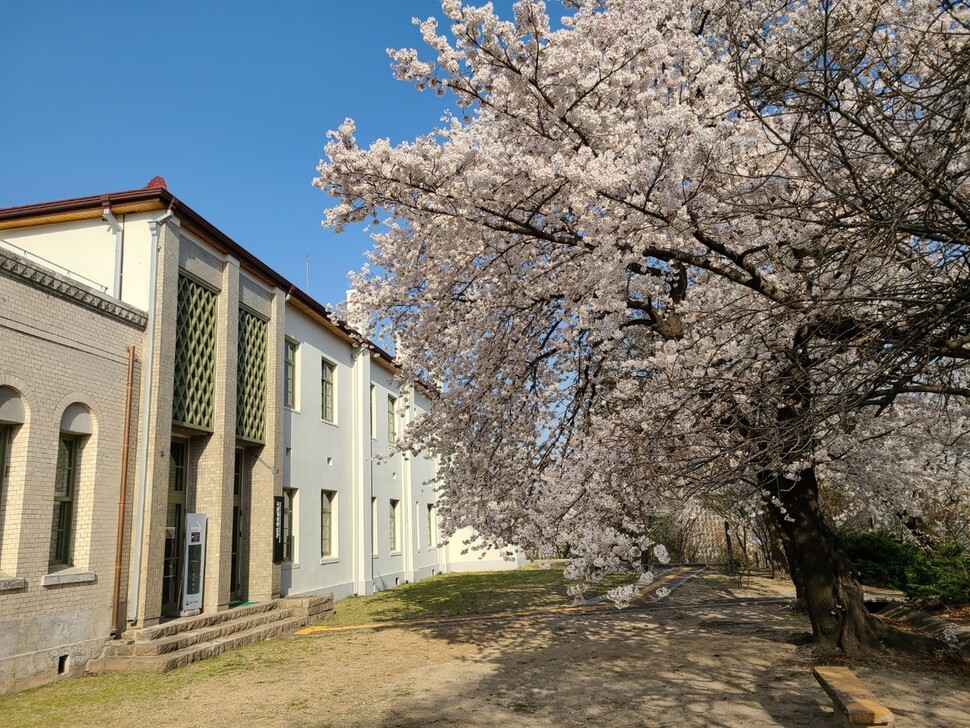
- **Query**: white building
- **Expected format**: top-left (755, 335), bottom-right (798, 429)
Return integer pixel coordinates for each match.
top-left (0, 179), bottom-right (522, 694)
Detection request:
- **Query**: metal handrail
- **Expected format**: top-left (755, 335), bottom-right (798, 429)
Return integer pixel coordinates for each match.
top-left (0, 238), bottom-right (109, 293)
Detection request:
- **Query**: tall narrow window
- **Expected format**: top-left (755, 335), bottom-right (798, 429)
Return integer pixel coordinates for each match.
top-left (284, 340), bottom-right (297, 409)
top-left (427, 504), bottom-right (435, 547)
top-left (50, 436), bottom-right (78, 566)
top-left (389, 498), bottom-right (399, 552)
top-left (371, 497), bottom-right (378, 555)
top-left (387, 396), bottom-right (397, 442)
top-left (282, 488), bottom-right (296, 562)
top-left (321, 359), bottom-right (335, 422)
top-left (369, 385), bottom-right (377, 439)
top-left (0, 426), bottom-right (8, 549)
top-left (320, 490), bottom-right (335, 557)
top-left (0, 425), bottom-right (8, 493)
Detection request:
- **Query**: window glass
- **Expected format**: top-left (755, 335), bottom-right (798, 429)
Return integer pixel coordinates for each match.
top-left (321, 360), bottom-right (335, 422)
top-left (321, 490), bottom-right (335, 557)
top-left (283, 488), bottom-right (296, 562)
top-left (50, 436), bottom-right (77, 566)
top-left (284, 340), bottom-right (297, 409)
top-left (387, 396), bottom-right (397, 441)
top-left (389, 498), bottom-right (399, 551)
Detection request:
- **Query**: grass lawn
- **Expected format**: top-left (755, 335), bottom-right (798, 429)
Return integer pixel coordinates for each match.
top-left (0, 564), bottom-right (637, 723)
top-left (323, 562), bottom-right (635, 626)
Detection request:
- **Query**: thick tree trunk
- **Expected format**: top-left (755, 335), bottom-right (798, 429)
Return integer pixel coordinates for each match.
top-left (761, 465), bottom-right (892, 654)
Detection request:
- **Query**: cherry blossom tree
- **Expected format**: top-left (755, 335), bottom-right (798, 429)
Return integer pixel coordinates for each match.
top-left (316, 0), bottom-right (969, 653)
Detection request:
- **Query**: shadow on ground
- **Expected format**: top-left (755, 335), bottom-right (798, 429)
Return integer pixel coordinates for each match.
top-left (371, 600), bottom-right (970, 728)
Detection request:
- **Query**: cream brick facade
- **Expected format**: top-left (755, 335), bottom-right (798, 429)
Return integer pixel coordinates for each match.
top-left (0, 182), bottom-right (522, 695)
top-left (0, 248), bottom-right (145, 693)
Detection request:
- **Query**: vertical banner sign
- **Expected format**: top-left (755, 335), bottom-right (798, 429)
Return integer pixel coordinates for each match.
top-left (273, 496), bottom-right (284, 564)
top-left (183, 513), bottom-right (207, 613)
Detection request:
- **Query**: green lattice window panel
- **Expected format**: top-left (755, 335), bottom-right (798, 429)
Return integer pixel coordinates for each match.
top-left (173, 274), bottom-right (217, 431)
top-left (236, 308), bottom-right (267, 441)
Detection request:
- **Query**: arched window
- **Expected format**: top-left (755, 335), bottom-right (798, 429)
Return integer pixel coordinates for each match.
top-left (0, 386), bottom-right (25, 564)
top-left (51, 403), bottom-right (93, 567)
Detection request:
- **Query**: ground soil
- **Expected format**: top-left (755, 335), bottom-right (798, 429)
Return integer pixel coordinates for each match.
top-left (10, 571), bottom-right (970, 727)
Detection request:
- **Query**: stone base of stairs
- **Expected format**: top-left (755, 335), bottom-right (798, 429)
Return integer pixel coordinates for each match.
top-left (87, 594), bottom-right (333, 675)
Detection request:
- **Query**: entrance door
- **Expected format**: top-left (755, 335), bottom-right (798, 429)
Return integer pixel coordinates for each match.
top-left (230, 449), bottom-right (244, 603)
top-left (162, 440), bottom-right (188, 615)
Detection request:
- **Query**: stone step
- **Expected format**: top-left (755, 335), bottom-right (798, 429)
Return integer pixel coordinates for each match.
top-left (124, 601), bottom-right (282, 642)
top-left (282, 594), bottom-right (334, 621)
top-left (87, 615), bottom-right (304, 675)
top-left (103, 608), bottom-right (297, 657)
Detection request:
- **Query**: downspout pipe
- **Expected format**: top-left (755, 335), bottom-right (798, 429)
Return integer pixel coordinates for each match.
top-left (128, 207), bottom-right (173, 625)
top-left (111, 345), bottom-right (136, 637)
top-left (102, 208), bottom-right (124, 299)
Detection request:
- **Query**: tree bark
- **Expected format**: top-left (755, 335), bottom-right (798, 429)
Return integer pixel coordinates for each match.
top-left (762, 465), bottom-right (890, 654)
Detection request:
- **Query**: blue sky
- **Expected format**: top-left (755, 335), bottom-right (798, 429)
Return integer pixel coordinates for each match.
top-left (0, 1), bottom-right (522, 308)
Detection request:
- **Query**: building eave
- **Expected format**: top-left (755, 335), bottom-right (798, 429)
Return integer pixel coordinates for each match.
top-left (0, 185), bottom-right (400, 372)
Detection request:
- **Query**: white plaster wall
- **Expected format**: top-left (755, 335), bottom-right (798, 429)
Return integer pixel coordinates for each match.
top-left (0, 213), bottom-right (156, 312)
top-left (117, 212), bottom-right (155, 311)
top-left (443, 527), bottom-right (527, 572)
top-left (368, 369), bottom-right (408, 590)
top-left (280, 308), bottom-right (357, 598)
top-left (0, 219), bottom-right (116, 295)
top-left (406, 391), bottom-right (443, 579)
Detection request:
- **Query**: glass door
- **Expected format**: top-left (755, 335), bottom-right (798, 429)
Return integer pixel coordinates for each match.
top-left (162, 440), bottom-right (187, 615)
top-left (230, 449), bottom-right (244, 603)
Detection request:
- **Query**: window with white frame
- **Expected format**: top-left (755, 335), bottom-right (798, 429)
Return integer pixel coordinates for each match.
top-left (387, 395), bottom-right (397, 442)
top-left (369, 385), bottom-right (376, 439)
top-left (284, 340), bottom-right (298, 409)
top-left (282, 488), bottom-right (296, 562)
top-left (389, 498), bottom-right (400, 552)
top-left (371, 497), bottom-right (378, 555)
top-left (321, 489), bottom-right (336, 557)
top-left (50, 435), bottom-right (78, 566)
top-left (321, 359), bottom-right (335, 422)
top-left (427, 504), bottom-right (435, 547)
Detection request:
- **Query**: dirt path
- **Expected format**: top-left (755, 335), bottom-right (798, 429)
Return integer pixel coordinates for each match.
top-left (5, 573), bottom-right (969, 727)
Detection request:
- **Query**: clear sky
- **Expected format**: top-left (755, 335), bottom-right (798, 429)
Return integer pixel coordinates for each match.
top-left (0, 0), bottom-right (519, 308)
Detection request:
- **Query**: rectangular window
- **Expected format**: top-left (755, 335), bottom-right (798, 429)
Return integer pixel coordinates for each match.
top-left (371, 497), bottom-right (378, 556)
top-left (321, 489), bottom-right (335, 557)
top-left (427, 504), bottom-right (435, 547)
top-left (50, 436), bottom-right (78, 566)
top-left (321, 359), bottom-right (335, 422)
top-left (284, 340), bottom-right (297, 409)
top-left (389, 498), bottom-right (399, 552)
top-left (369, 385), bottom-right (376, 439)
top-left (282, 488), bottom-right (296, 562)
top-left (387, 396), bottom-right (397, 442)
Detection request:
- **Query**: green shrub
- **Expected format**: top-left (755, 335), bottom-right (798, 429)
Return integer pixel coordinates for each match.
top-left (840, 530), bottom-right (970, 605)
top-left (840, 530), bottom-right (921, 591)
top-left (905, 542), bottom-right (970, 605)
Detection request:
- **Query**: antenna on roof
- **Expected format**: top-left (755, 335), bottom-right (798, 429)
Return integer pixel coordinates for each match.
top-left (305, 252), bottom-right (310, 293)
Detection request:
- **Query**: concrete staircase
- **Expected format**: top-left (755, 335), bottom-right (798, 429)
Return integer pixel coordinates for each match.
top-left (87, 594), bottom-right (333, 674)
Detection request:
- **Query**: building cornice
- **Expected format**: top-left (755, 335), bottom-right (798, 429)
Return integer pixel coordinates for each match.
top-left (0, 247), bottom-right (148, 329)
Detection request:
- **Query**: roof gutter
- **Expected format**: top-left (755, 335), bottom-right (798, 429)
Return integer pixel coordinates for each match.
top-left (102, 206), bottom-right (124, 299)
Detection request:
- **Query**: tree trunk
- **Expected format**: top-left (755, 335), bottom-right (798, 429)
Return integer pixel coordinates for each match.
top-left (761, 465), bottom-right (897, 654)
